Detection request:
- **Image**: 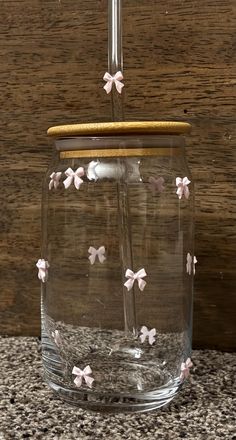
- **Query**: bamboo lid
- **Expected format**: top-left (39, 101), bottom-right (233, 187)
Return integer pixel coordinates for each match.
top-left (47, 121), bottom-right (191, 137)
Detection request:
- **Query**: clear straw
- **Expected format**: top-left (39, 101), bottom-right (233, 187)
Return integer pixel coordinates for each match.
top-left (108, 0), bottom-right (124, 121)
top-left (108, 0), bottom-right (136, 335)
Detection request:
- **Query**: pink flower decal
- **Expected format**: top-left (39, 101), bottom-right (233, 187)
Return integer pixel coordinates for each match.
top-left (88, 246), bottom-right (106, 265)
top-left (63, 167), bottom-right (85, 190)
top-left (176, 177), bottom-right (191, 199)
top-left (148, 176), bottom-right (165, 194)
top-left (186, 253), bottom-right (197, 275)
top-left (52, 330), bottom-right (62, 347)
top-left (36, 259), bottom-right (49, 283)
top-left (103, 71), bottom-right (124, 94)
top-left (72, 365), bottom-right (94, 388)
top-left (140, 326), bottom-right (156, 345)
top-left (49, 172), bottom-right (62, 190)
top-left (124, 268), bottom-right (147, 292)
top-left (180, 358), bottom-right (193, 380)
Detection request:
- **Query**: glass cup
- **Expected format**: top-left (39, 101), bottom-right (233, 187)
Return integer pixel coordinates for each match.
top-left (38, 121), bottom-right (194, 412)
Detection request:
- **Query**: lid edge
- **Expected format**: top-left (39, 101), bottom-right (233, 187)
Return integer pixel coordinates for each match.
top-left (47, 121), bottom-right (191, 137)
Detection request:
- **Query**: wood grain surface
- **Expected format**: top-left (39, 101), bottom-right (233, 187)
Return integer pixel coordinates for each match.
top-left (0, 0), bottom-right (235, 350)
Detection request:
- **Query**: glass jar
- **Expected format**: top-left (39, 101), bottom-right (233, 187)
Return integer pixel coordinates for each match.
top-left (39, 121), bottom-right (194, 412)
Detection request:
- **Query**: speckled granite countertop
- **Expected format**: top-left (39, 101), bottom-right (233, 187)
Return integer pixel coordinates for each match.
top-left (0, 336), bottom-right (235, 440)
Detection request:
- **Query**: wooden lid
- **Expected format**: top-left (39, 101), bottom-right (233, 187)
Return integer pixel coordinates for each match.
top-left (47, 121), bottom-right (191, 137)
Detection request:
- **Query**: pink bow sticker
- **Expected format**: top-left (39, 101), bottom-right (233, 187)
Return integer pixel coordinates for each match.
top-left (148, 176), bottom-right (165, 194)
top-left (72, 365), bottom-right (94, 388)
top-left (140, 326), bottom-right (156, 345)
top-left (49, 172), bottom-right (62, 190)
top-left (36, 259), bottom-right (49, 283)
top-left (88, 246), bottom-right (106, 265)
top-left (176, 177), bottom-right (191, 200)
top-left (124, 268), bottom-right (147, 291)
top-left (103, 71), bottom-right (124, 94)
top-left (180, 358), bottom-right (193, 380)
top-left (63, 167), bottom-right (85, 190)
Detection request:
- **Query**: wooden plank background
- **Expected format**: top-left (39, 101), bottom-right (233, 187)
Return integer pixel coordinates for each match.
top-left (0, 0), bottom-right (235, 350)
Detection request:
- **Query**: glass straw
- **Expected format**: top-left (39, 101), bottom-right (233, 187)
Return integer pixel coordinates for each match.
top-left (108, 0), bottom-right (137, 336)
top-left (108, 0), bottom-right (124, 121)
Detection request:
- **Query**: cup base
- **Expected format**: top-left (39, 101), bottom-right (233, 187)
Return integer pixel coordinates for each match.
top-left (45, 375), bottom-right (181, 413)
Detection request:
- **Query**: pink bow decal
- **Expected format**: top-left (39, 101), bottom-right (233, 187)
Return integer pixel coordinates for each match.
top-left (140, 326), bottom-right (156, 345)
top-left (124, 268), bottom-right (147, 291)
top-left (176, 177), bottom-right (191, 199)
top-left (186, 253), bottom-right (197, 275)
top-left (88, 246), bottom-right (106, 265)
top-left (148, 176), bottom-right (165, 194)
top-left (103, 71), bottom-right (124, 94)
top-left (49, 172), bottom-right (62, 190)
top-left (63, 167), bottom-right (85, 190)
top-left (52, 330), bottom-right (61, 347)
top-left (180, 358), bottom-right (193, 380)
top-left (36, 259), bottom-right (49, 283)
top-left (72, 365), bottom-right (94, 388)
